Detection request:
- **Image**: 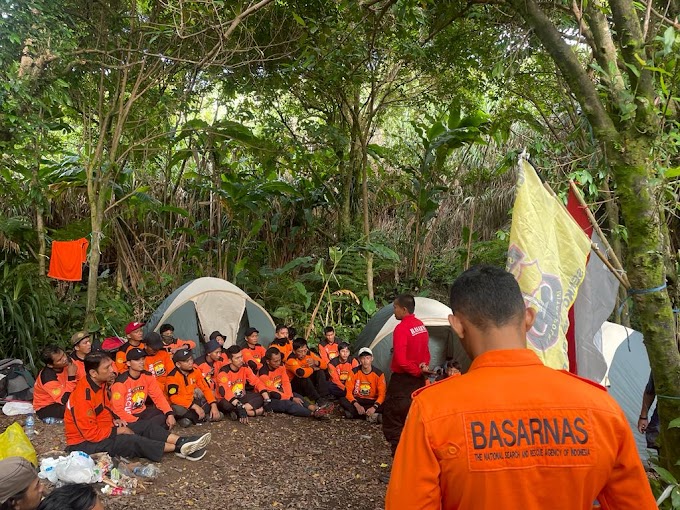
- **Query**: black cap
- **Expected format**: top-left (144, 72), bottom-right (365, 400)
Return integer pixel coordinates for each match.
top-left (204, 338), bottom-right (221, 354)
top-left (244, 327), bottom-right (259, 337)
top-left (144, 332), bottom-right (164, 350)
top-left (173, 347), bottom-right (193, 363)
top-left (209, 331), bottom-right (226, 342)
top-left (126, 347), bottom-right (147, 361)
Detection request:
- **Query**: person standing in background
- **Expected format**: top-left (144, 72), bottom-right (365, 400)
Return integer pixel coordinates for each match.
top-left (382, 294), bottom-right (431, 457)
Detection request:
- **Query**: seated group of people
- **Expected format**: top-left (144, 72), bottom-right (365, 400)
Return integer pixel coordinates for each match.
top-left (30, 322), bottom-right (386, 464)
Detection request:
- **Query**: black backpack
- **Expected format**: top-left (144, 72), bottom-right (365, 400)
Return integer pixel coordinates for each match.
top-left (0, 359), bottom-right (35, 402)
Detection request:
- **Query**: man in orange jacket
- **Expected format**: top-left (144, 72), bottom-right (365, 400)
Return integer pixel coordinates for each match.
top-left (65, 352), bottom-right (211, 462)
top-left (33, 345), bottom-right (79, 421)
top-left (115, 321), bottom-right (145, 373)
top-left (142, 332), bottom-right (175, 392)
top-left (69, 331), bottom-right (92, 380)
top-left (285, 338), bottom-right (331, 403)
top-left (341, 347), bottom-right (386, 423)
top-left (327, 342), bottom-right (358, 399)
top-left (385, 265), bottom-right (657, 510)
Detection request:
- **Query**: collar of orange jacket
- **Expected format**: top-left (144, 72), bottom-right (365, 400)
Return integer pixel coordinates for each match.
top-left (469, 349), bottom-right (542, 371)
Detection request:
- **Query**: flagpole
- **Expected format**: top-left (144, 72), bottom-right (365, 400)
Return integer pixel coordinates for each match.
top-left (541, 182), bottom-right (630, 290)
top-left (568, 180), bottom-right (630, 288)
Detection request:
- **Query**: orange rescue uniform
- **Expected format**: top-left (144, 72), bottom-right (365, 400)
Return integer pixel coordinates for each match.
top-left (241, 344), bottom-right (266, 372)
top-left (328, 357), bottom-right (358, 391)
top-left (64, 376), bottom-right (116, 445)
top-left (385, 349), bottom-right (657, 510)
top-left (270, 338), bottom-right (292, 360)
top-left (69, 352), bottom-right (87, 380)
top-left (194, 353), bottom-right (226, 393)
top-left (110, 370), bottom-right (172, 423)
top-left (164, 338), bottom-right (196, 354)
top-left (285, 351), bottom-right (327, 380)
top-left (144, 349), bottom-right (175, 392)
top-left (33, 367), bottom-right (77, 412)
top-left (318, 339), bottom-right (339, 365)
top-left (164, 366), bottom-right (216, 408)
top-left (115, 342), bottom-right (145, 373)
top-left (257, 364), bottom-right (293, 400)
top-left (215, 365), bottom-right (266, 402)
top-left (345, 366), bottom-right (386, 404)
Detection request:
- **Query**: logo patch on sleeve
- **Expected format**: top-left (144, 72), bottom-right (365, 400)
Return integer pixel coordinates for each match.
top-left (167, 384), bottom-right (179, 395)
top-left (464, 409), bottom-right (595, 471)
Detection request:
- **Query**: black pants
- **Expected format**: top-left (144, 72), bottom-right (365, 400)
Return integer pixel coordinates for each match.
top-left (270, 393), bottom-right (312, 417)
top-left (382, 372), bottom-right (425, 456)
top-left (172, 398), bottom-right (212, 424)
top-left (36, 403), bottom-right (65, 420)
top-left (67, 420), bottom-right (170, 462)
top-left (291, 371), bottom-right (329, 401)
top-left (328, 382), bottom-right (346, 398)
top-left (216, 391), bottom-right (264, 413)
top-left (134, 406), bottom-right (167, 428)
top-left (340, 397), bottom-right (381, 419)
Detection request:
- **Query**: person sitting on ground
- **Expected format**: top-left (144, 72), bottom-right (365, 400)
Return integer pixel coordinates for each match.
top-left (318, 326), bottom-right (341, 366)
top-left (285, 338), bottom-right (331, 403)
top-left (270, 324), bottom-right (293, 360)
top-left (165, 347), bottom-right (221, 427)
top-left (141, 332), bottom-right (175, 392)
top-left (33, 345), bottom-right (78, 422)
top-left (257, 348), bottom-right (331, 419)
top-left (241, 328), bottom-right (266, 372)
top-left (0, 457), bottom-right (44, 510)
top-left (435, 360), bottom-right (462, 382)
top-left (194, 338), bottom-right (226, 393)
top-left (36, 483), bottom-right (103, 510)
top-left (215, 345), bottom-right (271, 424)
top-left (65, 352), bottom-right (211, 462)
top-left (327, 341), bottom-right (358, 399)
top-left (110, 348), bottom-right (175, 429)
top-left (160, 324), bottom-right (196, 354)
top-left (209, 330), bottom-right (227, 347)
top-left (115, 321), bottom-right (145, 373)
top-left (69, 332), bottom-right (92, 380)
top-left (341, 347), bottom-right (386, 423)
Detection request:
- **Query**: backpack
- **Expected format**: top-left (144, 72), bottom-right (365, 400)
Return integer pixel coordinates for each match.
top-left (0, 359), bottom-right (35, 402)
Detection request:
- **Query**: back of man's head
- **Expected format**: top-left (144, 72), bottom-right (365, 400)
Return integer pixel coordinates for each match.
top-left (449, 265), bottom-right (526, 331)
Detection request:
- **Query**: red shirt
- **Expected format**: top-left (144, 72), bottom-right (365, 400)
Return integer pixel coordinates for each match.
top-left (390, 314), bottom-right (430, 377)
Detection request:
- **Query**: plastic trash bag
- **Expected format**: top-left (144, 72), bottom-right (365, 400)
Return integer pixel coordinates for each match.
top-left (2, 401), bottom-right (35, 416)
top-left (0, 422), bottom-right (38, 466)
top-left (54, 451), bottom-right (102, 484)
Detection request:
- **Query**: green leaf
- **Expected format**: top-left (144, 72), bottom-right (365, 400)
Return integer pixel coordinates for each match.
top-left (665, 167), bottom-right (680, 179)
top-left (329, 246), bottom-right (342, 265)
top-left (292, 12), bottom-right (306, 27)
top-left (624, 63), bottom-right (640, 78)
top-left (653, 465), bottom-right (678, 485)
top-left (362, 296), bottom-right (377, 315)
top-left (664, 26), bottom-right (676, 55)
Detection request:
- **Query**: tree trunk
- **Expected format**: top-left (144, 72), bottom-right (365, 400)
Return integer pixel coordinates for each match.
top-left (361, 140), bottom-right (374, 301)
top-left (36, 207), bottom-right (46, 276)
top-left (608, 137), bottom-right (680, 473)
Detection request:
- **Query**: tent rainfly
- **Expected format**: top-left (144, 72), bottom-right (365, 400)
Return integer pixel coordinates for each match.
top-left (353, 297), bottom-right (470, 380)
top-left (144, 277), bottom-right (275, 351)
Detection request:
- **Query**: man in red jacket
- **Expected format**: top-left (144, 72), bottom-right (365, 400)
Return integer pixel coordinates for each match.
top-left (382, 294), bottom-right (431, 456)
top-left (386, 265), bottom-right (656, 510)
top-left (65, 352), bottom-right (211, 461)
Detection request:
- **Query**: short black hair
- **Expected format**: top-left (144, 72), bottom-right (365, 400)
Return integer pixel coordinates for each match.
top-left (449, 265), bottom-right (526, 330)
top-left (395, 294), bottom-right (416, 314)
top-left (338, 341), bottom-right (350, 351)
top-left (37, 483), bottom-right (99, 510)
top-left (264, 348), bottom-right (282, 361)
top-left (275, 324), bottom-right (288, 333)
top-left (225, 345), bottom-right (241, 358)
top-left (41, 345), bottom-right (64, 366)
top-left (323, 326), bottom-right (334, 334)
top-left (292, 338), bottom-right (308, 350)
top-left (84, 352), bottom-right (110, 374)
top-left (159, 324), bottom-right (174, 334)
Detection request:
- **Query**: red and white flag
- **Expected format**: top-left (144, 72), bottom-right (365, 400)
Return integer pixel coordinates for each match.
top-left (566, 187), bottom-right (620, 383)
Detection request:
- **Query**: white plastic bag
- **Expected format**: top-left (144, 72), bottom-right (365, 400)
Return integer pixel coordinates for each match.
top-left (40, 451), bottom-right (102, 484)
top-left (2, 401), bottom-right (35, 416)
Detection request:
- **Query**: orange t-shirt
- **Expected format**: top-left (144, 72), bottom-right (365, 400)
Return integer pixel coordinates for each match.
top-left (47, 238), bottom-right (89, 281)
top-left (386, 349), bottom-right (656, 510)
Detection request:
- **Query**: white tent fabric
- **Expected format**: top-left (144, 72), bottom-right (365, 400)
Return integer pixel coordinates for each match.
top-left (368, 298), bottom-right (454, 350)
top-left (149, 277), bottom-right (273, 347)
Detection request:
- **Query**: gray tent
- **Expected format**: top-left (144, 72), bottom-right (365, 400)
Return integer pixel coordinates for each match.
top-left (354, 297), bottom-right (470, 380)
top-left (144, 277), bottom-right (275, 350)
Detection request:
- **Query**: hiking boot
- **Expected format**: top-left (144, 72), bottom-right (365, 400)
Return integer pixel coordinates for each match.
top-left (366, 413), bottom-right (379, 424)
top-left (179, 432), bottom-right (211, 457)
top-left (209, 412), bottom-right (224, 422)
top-left (178, 417), bottom-right (193, 428)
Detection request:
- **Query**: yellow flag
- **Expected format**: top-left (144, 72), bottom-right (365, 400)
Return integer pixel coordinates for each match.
top-left (507, 158), bottom-right (591, 369)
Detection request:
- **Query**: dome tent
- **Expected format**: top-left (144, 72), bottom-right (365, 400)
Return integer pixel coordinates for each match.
top-left (354, 297), bottom-right (471, 380)
top-left (144, 277), bottom-right (275, 351)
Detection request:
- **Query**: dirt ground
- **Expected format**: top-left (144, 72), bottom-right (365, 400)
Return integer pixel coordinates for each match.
top-left (0, 411), bottom-right (392, 510)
